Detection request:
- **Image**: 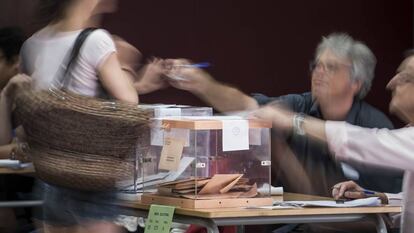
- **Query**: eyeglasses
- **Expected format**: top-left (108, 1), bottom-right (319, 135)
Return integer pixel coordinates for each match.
top-left (309, 61), bottom-right (351, 75)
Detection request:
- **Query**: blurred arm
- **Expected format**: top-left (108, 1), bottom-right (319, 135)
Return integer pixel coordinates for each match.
top-left (98, 52), bottom-right (138, 104)
top-left (0, 74), bottom-right (30, 145)
top-left (199, 79), bottom-right (259, 112)
top-left (0, 144), bottom-right (15, 159)
top-left (272, 136), bottom-right (313, 194)
top-left (385, 192), bottom-right (403, 205)
top-left (133, 58), bottom-right (169, 94)
top-left (0, 91), bottom-right (13, 145)
top-left (326, 122), bottom-right (414, 172)
top-left (167, 61), bottom-right (258, 112)
top-left (113, 35), bottom-right (143, 83)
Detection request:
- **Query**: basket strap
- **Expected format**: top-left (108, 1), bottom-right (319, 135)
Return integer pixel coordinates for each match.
top-left (56, 27), bottom-right (98, 89)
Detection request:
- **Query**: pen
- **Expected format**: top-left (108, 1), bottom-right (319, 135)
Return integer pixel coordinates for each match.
top-left (173, 62), bottom-right (211, 68)
top-left (363, 189), bottom-right (377, 197)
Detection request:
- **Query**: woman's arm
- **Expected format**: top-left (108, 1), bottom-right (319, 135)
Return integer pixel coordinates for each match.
top-left (0, 144), bottom-right (15, 159)
top-left (98, 52), bottom-right (138, 104)
top-left (0, 91), bottom-right (13, 145)
top-left (83, 30), bottom-right (139, 104)
top-left (0, 74), bottom-right (30, 145)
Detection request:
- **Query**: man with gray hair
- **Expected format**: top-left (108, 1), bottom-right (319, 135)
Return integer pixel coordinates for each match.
top-left (167, 33), bottom-right (402, 198)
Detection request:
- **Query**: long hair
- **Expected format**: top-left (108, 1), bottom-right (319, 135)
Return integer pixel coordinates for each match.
top-left (36, 0), bottom-right (74, 26)
top-left (0, 27), bottom-right (25, 63)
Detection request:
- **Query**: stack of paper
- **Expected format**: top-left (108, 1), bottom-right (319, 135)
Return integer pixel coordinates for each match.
top-left (0, 160), bottom-right (32, 169)
top-left (273, 197), bottom-right (381, 208)
top-left (157, 174), bottom-right (258, 199)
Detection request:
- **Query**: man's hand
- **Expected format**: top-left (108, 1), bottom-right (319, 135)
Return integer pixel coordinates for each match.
top-left (332, 181), bottom-right (364, 200)
top-left (251, 104), bottom-right (294, 132)
top-left (165, 59), bottom-right (215, 95)
top-left (332, 180), bottom-right (388, 204)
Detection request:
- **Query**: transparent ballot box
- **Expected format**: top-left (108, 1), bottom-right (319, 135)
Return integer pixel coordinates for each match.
top-left (119, 105), bottom-right (213, 197)
top-left (141, 116), bottom-right (273, 208)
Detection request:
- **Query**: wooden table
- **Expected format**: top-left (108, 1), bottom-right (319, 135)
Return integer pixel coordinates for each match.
top-left (0, 166), bottom-right (35, 175)
top-left (119, 193), bottom-right (401, 233)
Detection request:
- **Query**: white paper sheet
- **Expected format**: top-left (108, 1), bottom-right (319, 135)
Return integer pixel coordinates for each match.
top-left (180, 116), bottom-right (243, 120)
top-left (222, 120), bottom-right (249, 151)
top-left (0, 159), bottom-right (20, 167)
top-left (276, 197), bottom-right (381, 208)
top-left (0, 160), bottom-right (32, 169)
top-left (245, 205), bottom-right (298, 210)
top-left (386, 193), bottom-right (403, 206)
top-left (139, 104), bottom-right (178, 109)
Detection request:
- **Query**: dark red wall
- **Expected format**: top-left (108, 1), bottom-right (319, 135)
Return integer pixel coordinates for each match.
top-left (1, 0), bottom-right (412, 124)
top-left (102, 1), bottom-right (412, 120)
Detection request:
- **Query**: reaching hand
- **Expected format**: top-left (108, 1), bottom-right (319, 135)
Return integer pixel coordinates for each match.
top-left (134, 57), bottom-right (169, 94)
top-left (164, 59), bottom-right (214, 95)
top-left (251, 104), bottom-right (294, 131)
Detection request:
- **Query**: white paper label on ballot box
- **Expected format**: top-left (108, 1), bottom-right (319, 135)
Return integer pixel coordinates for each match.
top-left (222, 120), bottom-right (249, 151)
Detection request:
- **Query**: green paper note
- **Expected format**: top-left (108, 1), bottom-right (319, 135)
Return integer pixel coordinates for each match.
top-left (145, 204), bottom-right (176, 233)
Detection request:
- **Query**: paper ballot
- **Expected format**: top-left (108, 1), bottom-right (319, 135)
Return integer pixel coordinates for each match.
top-left (222, 120), bottom-right (249, 151)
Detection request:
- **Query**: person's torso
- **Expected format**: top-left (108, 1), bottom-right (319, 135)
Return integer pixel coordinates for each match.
top-left (20, 27), bottom-right (111, 97)
top-left (255, 92), bottom-right (400, 196)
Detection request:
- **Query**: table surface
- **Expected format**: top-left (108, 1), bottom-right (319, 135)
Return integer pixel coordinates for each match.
top-left (0, 166), bottom-right (35, 175)
top-left (120, 193), bottom-right (402, 219)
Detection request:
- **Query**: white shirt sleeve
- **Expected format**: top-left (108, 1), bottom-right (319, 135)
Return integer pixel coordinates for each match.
top-left (385, 192), bottom-right (403, 206)
top-left (325, 121), bottom-right (414, 172)
top-left (81, 29), bottom-right (116, 69)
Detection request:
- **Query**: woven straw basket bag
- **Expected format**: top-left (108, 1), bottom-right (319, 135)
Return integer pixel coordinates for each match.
top-left (13, 84), bottom-right (151, 191)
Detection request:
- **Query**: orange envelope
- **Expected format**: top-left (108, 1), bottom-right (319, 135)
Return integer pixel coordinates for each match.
top-left (198, 174), bottom-right (243, 195)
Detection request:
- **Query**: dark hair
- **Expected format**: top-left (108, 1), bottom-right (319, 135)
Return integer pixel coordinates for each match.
top-left (36, 0), bottom-right (74, 25)
top-left (0, 27), bottom-right (25, 63)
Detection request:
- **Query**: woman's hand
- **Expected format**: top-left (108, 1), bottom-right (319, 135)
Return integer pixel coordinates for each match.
top-left (1, 74), bottom-right (31, 99)
top-left (9, 141), bottom-right (31, 162)
top-left (134, 57), bottom-right (169, 94)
